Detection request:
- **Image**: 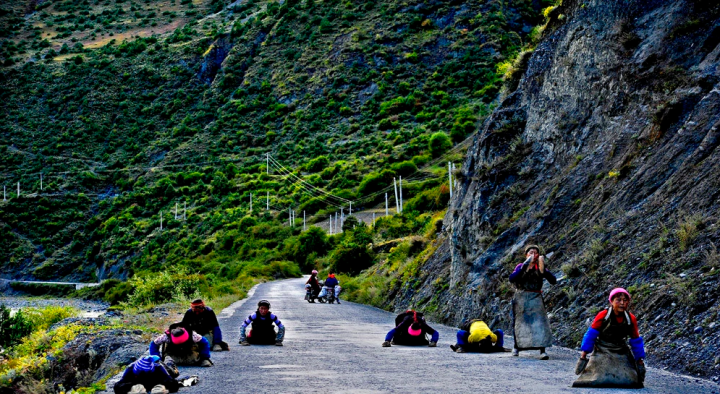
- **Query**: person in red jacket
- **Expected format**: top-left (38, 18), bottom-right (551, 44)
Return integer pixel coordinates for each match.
top-left (573, 288), bottom-right (646, 388)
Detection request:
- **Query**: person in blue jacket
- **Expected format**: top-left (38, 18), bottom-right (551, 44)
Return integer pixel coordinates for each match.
top-left (150, 323), bottom-right (212, 367)
top-left (382, 310), bottom-right (438, 347)
top-left (113, 355), bottom-right (180, 394)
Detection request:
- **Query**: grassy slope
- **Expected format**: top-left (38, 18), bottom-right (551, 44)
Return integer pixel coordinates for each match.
top-left (0, 0), bottom-right (550, 301)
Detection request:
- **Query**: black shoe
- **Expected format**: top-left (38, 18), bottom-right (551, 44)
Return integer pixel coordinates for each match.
top-left (450, 344), bottom-right (458, 352)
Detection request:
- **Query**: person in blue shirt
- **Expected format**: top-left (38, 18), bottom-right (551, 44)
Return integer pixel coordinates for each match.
top-left (239, 300), bottom-right (285, 346)
top-left (113, 355), bottom-right (180, 394)
top-left (319, 271), bottom-right (341, 303)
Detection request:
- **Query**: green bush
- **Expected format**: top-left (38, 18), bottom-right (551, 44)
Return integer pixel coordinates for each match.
top-left (428, 132), bottom-right (452, 157)
top-left (127, 269), bottom-right (202, 306)
top-left (306, 155), bottom-right (329, 172)
top-left (390, 160), bottom-right (418, 177)
top-left (0, 305), bottom-right (33, 350)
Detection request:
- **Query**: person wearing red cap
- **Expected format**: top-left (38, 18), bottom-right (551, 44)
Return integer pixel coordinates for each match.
top-left (181, 299), bottom-right (227, 351)
top-left (382, 310), bottom-right (438, 347)
top-left (149, 322), bottom-right (213, 367)
top-left (573, 288), bottom-right (646, 388)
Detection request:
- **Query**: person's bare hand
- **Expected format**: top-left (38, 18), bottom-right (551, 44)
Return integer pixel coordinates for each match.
top-left (538, 255), bottom-right (545, 273)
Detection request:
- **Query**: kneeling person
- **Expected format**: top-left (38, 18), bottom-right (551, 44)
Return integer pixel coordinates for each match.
top-left (181, 298), bottom-right (228, 351)
top-left (573, 288), bottom-right (646, 388)
top-left (239, 300), bottom-right (285, 346)
top-left (150, 323), bottom-right (213, 367)
top-left (451, 319), bottom-right (506, 353)
top-left (113, 355), bottom-right (180, 394)
top-left (382, 310), bottom-right (438, 347)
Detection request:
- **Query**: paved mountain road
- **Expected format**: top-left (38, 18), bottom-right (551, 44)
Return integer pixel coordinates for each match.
top-left (169, 278), bottom-right (716, 393)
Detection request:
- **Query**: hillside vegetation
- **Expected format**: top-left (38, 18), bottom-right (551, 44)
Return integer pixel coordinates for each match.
top-left (0, 0), bottom-right (552, 303)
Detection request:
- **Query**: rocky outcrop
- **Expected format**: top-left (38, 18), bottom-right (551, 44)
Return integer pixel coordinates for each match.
top-left (393, 0), bottom-right (720, 381)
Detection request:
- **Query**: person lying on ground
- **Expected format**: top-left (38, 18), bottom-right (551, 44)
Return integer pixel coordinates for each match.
top-left (450, 319), bottom-right (506, 353)
top-left (509, 244), bottom-right (556, 360)
top-left (239, 299), bottom-right (285, 346)
top-left (382, 310), bottom-right (438, 347)
top-left (181, 298), bottom-right (228, 351)
top-left (113, 355), bottom-right (180, 394)
top-left (150, 323), bottom-right (213, 367)
top-left (573, 287), bottom-right (646, 388)
top-left (306, 270), bottom-right (321, 302)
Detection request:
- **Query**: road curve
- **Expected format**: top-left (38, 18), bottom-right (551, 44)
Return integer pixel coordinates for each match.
top-left (171, 278), bottom-right (719, 393)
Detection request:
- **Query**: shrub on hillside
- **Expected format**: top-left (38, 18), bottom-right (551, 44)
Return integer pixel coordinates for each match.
top-left (0, 305), bottom-right (33, 350)
top-left (428, 132), bottom-right (452, 157)
top-left (306, 155), bottom-right (329, 172)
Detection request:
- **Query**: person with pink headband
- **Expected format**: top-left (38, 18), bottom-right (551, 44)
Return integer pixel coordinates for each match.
top-left (382, 310), bottom-right (438, 347)
top-left (149, 322), bottom-right (213, 367)
top-left (573, 287), bottom-right (646, 388)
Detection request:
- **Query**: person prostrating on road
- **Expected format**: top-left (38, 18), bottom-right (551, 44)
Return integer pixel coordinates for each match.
top-left (239, 300), bottom-right (285, 346)
top-left (150, 322), bottom-right (213, 367)
top-left (450, 319), bottom-right (507, 353)
top-left (113, 355), bottom-right (180, 394)
top-left (382, 310), bottom-right (438, 347)
top-left (573, 288), bottom-right (646, 388)
top-left (508, 244), bottom-right (556, 360)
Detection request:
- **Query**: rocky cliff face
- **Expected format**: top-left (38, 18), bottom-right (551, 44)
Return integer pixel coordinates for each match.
top-left (394, 0), bottom-right (720, 380)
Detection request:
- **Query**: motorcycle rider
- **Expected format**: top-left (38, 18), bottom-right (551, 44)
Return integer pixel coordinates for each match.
top-left (239, 300), bottom-right (285, 346)
top-left (305, 270), bottom-right (321, 302)
top-left (319, 271), bottom-right (340, 303)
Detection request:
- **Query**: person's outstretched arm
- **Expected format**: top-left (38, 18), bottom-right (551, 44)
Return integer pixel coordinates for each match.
top-left (384, 328), bottom-right (396, 342)
top-left (239, 314), bottom-right (254, 343)
top-left (543, 269), bottom-right (557, 285)
top-left (508, 263), bottom-right (525, 283)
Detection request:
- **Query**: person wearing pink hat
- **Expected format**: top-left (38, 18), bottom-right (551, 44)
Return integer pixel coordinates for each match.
top-left (149, 322), bottom-right (213, 367)
top-left (305, 270), bottom-right (321, 302)
top-left (382, 310), bottom-right (438, 347)
top-left (573, 288), bottom-right (646, 388)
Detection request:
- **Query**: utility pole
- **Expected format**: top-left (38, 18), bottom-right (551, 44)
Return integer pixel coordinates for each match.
top-left (266, 153), bottom-right (269, 175)
top-left (393, 178), bottom-right (399, 213)
top-left (349, 202), bottom-right (352, 215)
top-left (17, 182), bottom-right (20, 197)
top-left (266, 191), bottom-right (269, 211)
top-left (372, 212), bottom-right (375, 227)
top-left (40, 173), bottom-right (43, 191)
top-left (385, 193), bottom-right (388, 216)
top-left (399, 176), bottom-right (403, 213)
top-left (3, 185), bottom-right (5, 201)
top-left (448, 162), bottom-right (453, 199)
top-left (175, 202), bottom-right (178, 220)
top-left (250, 193), bottom-right (252, 212)
top-left (329, 214), bottom-right (333, 234)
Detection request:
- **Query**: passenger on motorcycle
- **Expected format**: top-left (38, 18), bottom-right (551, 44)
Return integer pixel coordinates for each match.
top-left (305, 270), bottom-right (321, 302)
top-left (382, 310), bottom-right (438, 347)
top-left (318, 271), bottom-right (341, 304)
top-left (239, 300), bottom-right (285, 346)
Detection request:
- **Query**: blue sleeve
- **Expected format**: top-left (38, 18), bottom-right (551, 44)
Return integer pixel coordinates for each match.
top-left (118, 365), bottom-right (134, 382)
top-left (385, 328), bottom-right (396, 342)
top-left (149, 341), bottom-right (161, 357)
top-left (430, 330), bottom-right (439, 343)
top-left (241, 314), bottom-right (254, 329)
top-left (212, 325), bottom-right (223, 343)
top-left (422, 321), bottom-right (439, 342)
top-left (198, 337), bottom-right (211, 359)
top-left (272, 314), bottom-right (284, 328)
top-left (580, 328), bottom-right (600, 353)
top-left (629, 337), bottom-right (646, 360)
top-left (509, 264), bottom-right (525, 283)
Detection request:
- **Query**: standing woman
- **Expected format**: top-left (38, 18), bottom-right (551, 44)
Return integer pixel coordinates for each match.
top-left (509, 245), bottom-right (556, 359)
top-left (573, 288), bottom-right (646, 388)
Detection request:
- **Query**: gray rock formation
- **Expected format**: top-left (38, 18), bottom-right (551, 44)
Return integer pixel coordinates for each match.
top-left (391, 0), bottom-right (720, 381)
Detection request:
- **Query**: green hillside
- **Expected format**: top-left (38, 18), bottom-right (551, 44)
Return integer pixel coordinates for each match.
top-left (0, 0), bottom-right (552, 303)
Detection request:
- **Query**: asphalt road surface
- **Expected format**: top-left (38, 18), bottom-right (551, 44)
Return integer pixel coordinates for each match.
top-left (153, 277), bottom-right (715, 394)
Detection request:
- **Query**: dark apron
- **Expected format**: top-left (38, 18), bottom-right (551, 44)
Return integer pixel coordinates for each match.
top-left (572, 338), bottom-right (643, 388)
top-left (512, 290), bottom-right (553, 349)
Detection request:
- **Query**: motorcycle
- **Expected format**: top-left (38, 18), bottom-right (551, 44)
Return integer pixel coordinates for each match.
top-left (318, 286), bottom-right (335, 304)
top-left (304, 284), bottom-right (319, 303)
